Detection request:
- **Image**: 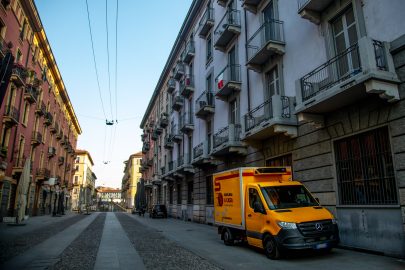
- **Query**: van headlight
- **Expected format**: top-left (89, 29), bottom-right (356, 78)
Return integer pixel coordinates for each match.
top-left (277, 221), bottom-right (297, 229)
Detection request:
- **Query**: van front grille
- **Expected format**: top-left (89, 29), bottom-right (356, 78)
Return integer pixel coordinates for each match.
top-left (297, 220), bottom-right (334, 236)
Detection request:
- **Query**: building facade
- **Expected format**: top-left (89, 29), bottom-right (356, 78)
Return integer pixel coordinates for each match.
top-left (0, 0), bottom-right (81, 219)
top-left (71, 150), bottom-right (96, 211)
top-left (121, 152), bottom-right (142, 209)
top-left (140, 0), bottom-right (405, 257)
top-left (96, 186), bottom-right (122, 211)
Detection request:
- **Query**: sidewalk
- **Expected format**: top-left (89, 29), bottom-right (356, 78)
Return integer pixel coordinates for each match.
top-left (0, 211), bottom-right (78, 241)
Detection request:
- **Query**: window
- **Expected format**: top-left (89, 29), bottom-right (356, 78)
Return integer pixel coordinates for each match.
top-left (74, 175), bottom-right (79, 185)
top-left (229, 99), bottom-right (238, 124)
top-left (206, 33), bottom-right (212, 63)
top-left (169, 185), bottom-right (173, 204)
top-left (16, 49), bottom-right (22, 63)
top-left (334, 127), bottom-right (396, 205)
top-left (206, 74), bottom-right (212, 93)
top-left (266, 154), bottom-right (292, 167)
top-left (187, 181), bottom-right (193, 204)
top-left (265, 66), bottom-right (279, 98)
top-left (249, 188), bottom-right (265, 210)
top-left (206, 175), bottom-right (213, 205)
top-left (177, 183), bottom-right (182, 204)
top-left (22, 102), bottom-right (29, 126)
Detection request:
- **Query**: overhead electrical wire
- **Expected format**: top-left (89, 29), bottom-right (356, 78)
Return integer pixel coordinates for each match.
top-left (105, 0), bottom-right (114, 121)
top-left (114, 0), bottom-right (119, 123)
top-left (85, 0), bottom-right (107, 121)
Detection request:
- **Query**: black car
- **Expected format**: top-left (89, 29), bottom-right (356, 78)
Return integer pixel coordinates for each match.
top-left (150, 204), bottom-right (168, 218)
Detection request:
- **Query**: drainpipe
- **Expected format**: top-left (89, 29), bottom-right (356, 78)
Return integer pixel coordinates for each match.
top-left (244, 9), bottom-right (251, 113)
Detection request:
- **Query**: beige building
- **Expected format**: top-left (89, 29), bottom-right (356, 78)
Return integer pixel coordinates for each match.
top-left (71, 150), bottom-right (96, 210)
top-left (121, 152), bottom-right (142, 209)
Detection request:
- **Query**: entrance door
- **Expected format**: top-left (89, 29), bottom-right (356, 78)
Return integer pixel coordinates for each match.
top-left (332, 7), bottom-right (359, 78)
top-left (245, 187), bottom-right (266, 248)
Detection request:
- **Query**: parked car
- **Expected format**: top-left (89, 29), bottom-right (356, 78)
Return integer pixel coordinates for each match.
top-left (150, 204), bottom-right (168, 218)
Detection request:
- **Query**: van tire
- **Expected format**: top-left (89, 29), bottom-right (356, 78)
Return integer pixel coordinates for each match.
top-left (223, 228), bottom-right (234, 246)
top-left (263, 236), bottom-right (280, 260)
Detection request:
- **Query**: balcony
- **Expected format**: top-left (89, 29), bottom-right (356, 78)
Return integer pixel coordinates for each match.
top-left (161, 166), bottom-right (166, 175)
top-left (215, 64), bottom-right (241, 101)
top-left (141, 133), bottom-right (147, 142)
top-left (176, 154), bottom-right (195, 175)
top-left (174, 62), bottom-right (185, 80)
top-left (242, 96), bottom-right (297, 141)
top-left (296, 37), bottom-right (400, 121)
top-left (35, 101), bottom-right (46, 116)
top-left (172, 96), bottom-right (184, 111)
top-left (217, 0), bottom-right (229, 7)
top-left (24, 85), bottom-right (39, 103)
top-left (155, 124), bottom-right (163, 135)
top-left (242, 0), bottom-right (265, 13)
top-left (142, 142), bottom-right (150, 153)
top-left (151, 130), bottom-right (158, 141)
top-left (50, 122), bottom-right (58, 134)
top-left (180, 75), bottom-right (194, 98)
top-left (33, 78), bottom-right (42, 88)
top-left (212, 124), bottom-right (246, 156)
top-left (171, 125), bottom-right (183, 143)
top-left (167, 77), bottom-right (176, 94)
top-left (192, 140), bottom-right (217, 167)
top-left (182, 40), bottom-right (195, 64)
top-left (214, 9), bottom-right (241, 52)
top-left (159, 113), bottom-right (169, 128)
top-left (0, 146), bottom-right (7, 159)
top-left (36, 168), bottom-right (50, 180)
top-left (58, 156), bottom-right (65, 166)
top-left (246, 20), bottom-right (285, 72)
top-left (44, 112), bottom-right (53, 126)
top-left (48, 147), bottom-right (56, 157)
top-left (197, 7), bottom-right (214, 38)
top-left (180, 112), bottom-right (194, 133)
top-left (3, 106), bottom-right (19, 127)
top-left (144, 179), bottom-right (153, 188)
top-left (297, 0), bottom-right (334, 25)
top-left (195, 91), bottom-right (215, 119)
top-left (10, 64), bottom-right (27, 87)
top-left (164, 134), bottom-right (174, 149)
top-left (152, 175), bottom-right (162, 185)
top-left (56, 130), bottom-right (63, 140)
top-left (31, 131), bottom-right (42, 145)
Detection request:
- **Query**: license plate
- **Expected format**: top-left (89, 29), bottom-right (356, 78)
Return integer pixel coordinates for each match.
top-left (315, 243), bottom-right (328, 249)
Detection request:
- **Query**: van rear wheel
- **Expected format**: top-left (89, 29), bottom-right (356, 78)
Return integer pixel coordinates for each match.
top-left (263, 236), bottom-right (280, 260)
top-left (222, 228), bottom-right (234, 246)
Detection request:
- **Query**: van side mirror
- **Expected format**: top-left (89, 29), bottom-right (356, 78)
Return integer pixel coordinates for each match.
top-left (315, 197), bottom-right (320, 204)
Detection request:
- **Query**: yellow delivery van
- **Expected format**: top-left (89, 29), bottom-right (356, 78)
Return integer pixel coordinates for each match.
top-left (214, 167), bottom-right (339, 259)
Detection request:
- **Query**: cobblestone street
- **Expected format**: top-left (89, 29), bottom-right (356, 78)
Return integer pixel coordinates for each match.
top-left (0, 212), bottom-right (404, 270)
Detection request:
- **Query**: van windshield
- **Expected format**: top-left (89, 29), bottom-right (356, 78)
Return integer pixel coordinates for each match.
top-left (261, 185), bottom-right (318, 210)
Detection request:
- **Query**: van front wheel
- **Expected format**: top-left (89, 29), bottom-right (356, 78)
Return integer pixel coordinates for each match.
top-left (222, 228), bottom-right (234, 246)
top-left (263, 236), bottom-right (280, 260)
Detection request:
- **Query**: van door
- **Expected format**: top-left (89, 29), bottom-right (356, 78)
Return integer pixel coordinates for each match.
top-left (246, 187), bottom-right (267, 248)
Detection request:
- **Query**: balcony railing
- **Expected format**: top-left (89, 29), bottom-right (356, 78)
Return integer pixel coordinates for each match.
top-left (24, 85), bottom-right (39, 103)
top-left (11, 64), bottom-right (28, 86)
top-left (197, 7), bottom-right (214, 38)
top-left (174, 62), bottom-right (185, 80)
top-left (246, 20), bottom-right (285, 72)
top-left (180, 75), bottom-right (194, 98)
top-left (167, 77), bottom-right (176, 94)
top-left (182, 40), bottom-right (195, 64)
top-left (164, 134), bottom-right (174, 149)
top-left (195, 90), bottom-right (215, 119)
top-left (193, 142), bottom-right (204, 160)
top-left (172, 96), bottom-right (184, 111)
top-left (44, 112), bottom-right (53, 126)
top-left (215, 64), bottom-right (241, 100)
top-left (171, 124), bottom-right (183, 142)
top-left (160, 113), bottom-right (169, 128)
top-left (35, 101), bottom-right (46, 116)
top-left (214, 124), bottom-right (239, 149)
top-left (296, 37), bottom-right (399, 114)
top-left (168, 160), bottom-right (174, 172)
top-left (48, 147), bottom-right (56, 157)
top-left (3, 106), bottom-right (19, 126)
top-left (31, 131), bottom-right (42, 145)
top-left (214, 9), bottom-right (241, 51)
top-left (36, 168), bottom-right (50, 179)
top-left (142, 142), bottom-right (150, 153)
top-left (180, 111), bottom-right (194, 133)
top-left (242, 0), bottom-right (265, 13)
top-left (58, 156), bottom-right (65, 165)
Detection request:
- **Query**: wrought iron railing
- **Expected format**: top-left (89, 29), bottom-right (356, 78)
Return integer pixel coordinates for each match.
top-left (215, 64), bottom-right (241, 93)
top-left (180, 111), bottom-right (194, 128)
top-left (247, 20), bottom-right (285, 62)
top-left (195, 90), bottom-right (214, 111)
top-left (197, 7), bottom-right (214, 35)
top-left (4, 105), bottom-right (20, 121)
top-left (178, 155), bottom-right (184, 167)
top-left (24, 85), bottom-right (39, 101)
top-left (372, 40), bottom-right (387, 71)
top-left (32, 131), bottom-right (43, 143)
top-left (214, 124), bottom-right (241, 149)
top-left (12, 64), bottom-right (28, 81)
top-left (174, 62), bottom-right (185, 78)
top-left (193, 142), bottom-right (204, 159)
top-left (214, 9), bottom-right (241, 42)
top-left (167, 77), bottom-right (176, 91)
top-left (180, 75), bottom-right (194, 92)
top-left (244, 99), bottom-right (273, 132)
top-left (301, 43), bottom-right (361, 101)
top-left (168, 161), bottom-right (174, 171)
top-left (183, 40), bottom-right (195, 61)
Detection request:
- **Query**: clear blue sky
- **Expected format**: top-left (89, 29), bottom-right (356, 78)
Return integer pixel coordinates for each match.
top-left (35, 0), bottom-right (193, 188)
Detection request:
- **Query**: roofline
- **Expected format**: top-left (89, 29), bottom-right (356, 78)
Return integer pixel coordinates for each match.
top-left (139, 0), bottom-right (203, 128)
top-left (24, 0), bottom-right (82, 135)
top-left (75, 149), bottom-right (94, 165)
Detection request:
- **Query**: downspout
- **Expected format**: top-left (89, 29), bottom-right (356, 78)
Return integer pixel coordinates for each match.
top-left (244, 9), bottom-right (251, 113)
